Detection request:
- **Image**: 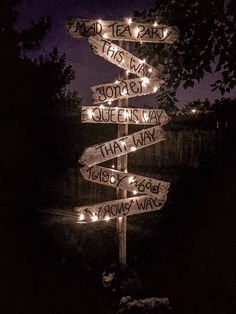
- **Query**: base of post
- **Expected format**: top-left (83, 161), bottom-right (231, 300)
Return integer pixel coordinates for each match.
top-left (102, 263), bottom-right (143, 296)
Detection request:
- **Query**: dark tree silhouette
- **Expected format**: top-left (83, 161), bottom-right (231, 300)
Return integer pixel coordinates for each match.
top-left (134, 0), bottom-right (236, 106)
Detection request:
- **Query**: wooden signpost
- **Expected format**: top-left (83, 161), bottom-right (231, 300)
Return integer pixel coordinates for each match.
top-left (81, 106), bottom-right (170, 125)
top-left (79, 125), bottom-right (165, 167)
top-left (75, 193), bottom-right (167, 223)
top-left (80, 165), bottom-right (170, 197)
top-left (91, 77), bottom-right (163, 104)
top-left (66, 18), bottom-right (178, 43)
top-left (66, 16), bottom-right (178, 272)
top-left (88, 36), bottom-right (163, 78)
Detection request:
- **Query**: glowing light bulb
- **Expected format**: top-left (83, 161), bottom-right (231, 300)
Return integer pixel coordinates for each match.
top-left (131, 147), bottom-right (137, 152)
top-left (163, 29), bottom-right (169, 38)
top-left (133, 190), bottom-right (137, 195)
top-left (134, 27), bottom-right (139, 37)
top-left (79, 213), bottom-right (85, 221)
top-left (111, 164), bottom-right (115, 169)
top-left (135, 120), bottom-right (139, 124)
top-left (128, 177), bottom-right (134, 184)
top-left (153, 21), bottom-right (158, 27)
top-left (110, 176), bottom-right (115, 183)
top-left (143, 113), bottom-right (149, 122)
top-left (191, 108), bottom-right (196, 114)
top-left (108, 101), bottom-right (112, 105)
top-left (143, 77), bottom-right (150, 86)
top-left (127, 18), bottom-right (132, 24)
top-left (88, 109), bottom-right (93, 119)
top-left (148, 68), bottom-right (153, 73)
top-left (92, 215), bottom-right (98, 222)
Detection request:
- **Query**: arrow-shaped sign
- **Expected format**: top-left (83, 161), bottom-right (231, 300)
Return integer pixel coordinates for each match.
top-left (91, 77), bottom-right (163, 104)
top-left (80, 165), bottom-right (170, 197)
top-left (81, 106), bottom-right (170, 125)
top-left (66, 18), bottom-right (178, 43)
top-left (75, 193), bottom-right (167, 223)
top-left (88, 36), bottom-right (163, 78)
top-left (79, 125), bottom-right (165, 166)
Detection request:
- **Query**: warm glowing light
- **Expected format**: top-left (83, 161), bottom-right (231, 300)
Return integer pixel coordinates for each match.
top-left (163, 29), bottom-right (169, 38)
top-left (118, 217), bottom-right (122, 221)
top-left (92, 215), bottom-right (98, 222)
top-left (88, 109), bottom-right (93, 119)
top-left (98, 19), bottom-right (102, 24)
top-left (143, 77), bottom-right (150, 86)
top-left (153, 21), bottom-right (158, 27)
top-left (131, 147), bottom-right (137, 152)
top-left (127, 18), bottom-right (132, 24)
top-left (110, 176), bottom-right (115, 183)
top-left (124, 170), bottom-right (128, 173)
top-left (135, 120), bottom-right (139, 124)
top-left (148, 68), bottom-right (153, 73)
top-left (79, 213), bottom-right (85, 221)
top-left (105, 216), bottom-right (110, 221)
top-left (111, 164), bottom-right (115, 169)
top-left (191, 108), bottom-right (197, 114)
top-left (128, 177), bottom-right (134, 184)
top-left (108, 101), bottom-right (112, 105)
top-left (143, 113), bottom-right (149, 122)
top-left (114, 80), bottom-right (119, 84)
top-left (141, 59), bottom-right (146, 64)
top-left (133, 190), bottom-right (137, 195)
top-left (153, 86), bottom-right (158, 92)
top-left (134, 27), bottom-right (139, 37)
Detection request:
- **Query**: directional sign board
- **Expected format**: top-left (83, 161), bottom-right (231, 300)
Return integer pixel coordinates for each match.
top-left (66, 18), bottom-right (178, 43)
top-left (79, 125), bottom-right (165, 167)
top-left (91, 77), bottom-right (163, 104)
top-left (75, 194), bottom-right (167, 223)
top-left (80, 165), bottom-right (170, 197)
top-left (88, 36), bottom-right (163, 78)
top-left (81, 106), bottom-right (170, 125)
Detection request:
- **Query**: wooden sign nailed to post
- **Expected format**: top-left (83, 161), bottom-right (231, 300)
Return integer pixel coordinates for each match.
top-left (88, 36), bottom-right (163, 78)
top-left (75, 194), bottom-right (167, 223)
top-left (81, 106), bottom-right (170, 125)
top-left (80, 165), bottom-right (170, 197)
top-left (91, 77), bottom-right (163, 104)
top-left (79, 125), bottom-right (165, 167)
top-left (66, 18), bottom-right (179, 43)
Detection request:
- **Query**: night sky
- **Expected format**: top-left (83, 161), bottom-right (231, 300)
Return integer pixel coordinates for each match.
top-left (18, 0), bottom-right (236, 107)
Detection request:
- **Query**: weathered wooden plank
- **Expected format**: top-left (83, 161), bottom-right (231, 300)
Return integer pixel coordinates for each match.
top-left (65, 18), bottom-right (178, 43)
top-left (75, 194), bottom-right (167, 223)
top-left (81, 106), bottom-right (171, 125)
top-left (88, 36), bottom-right (163, 78)
top-left (80, 165), bottom-right (170, 197)
top-left (79, 125), bottom-right (165, 166)
top-left (91, 77), bottom-right (163, 104)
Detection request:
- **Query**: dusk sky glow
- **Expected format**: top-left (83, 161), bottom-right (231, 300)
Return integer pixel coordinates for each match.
top-left (18, 0), bottom-right (236, 108)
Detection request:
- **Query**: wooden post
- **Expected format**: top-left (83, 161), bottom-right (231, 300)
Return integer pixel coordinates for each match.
top-left (116, 40), bottom-right (129, 272)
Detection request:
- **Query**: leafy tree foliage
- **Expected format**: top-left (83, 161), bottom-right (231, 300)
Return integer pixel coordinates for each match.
top-left (134, 0), bottom-right (236, 105)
